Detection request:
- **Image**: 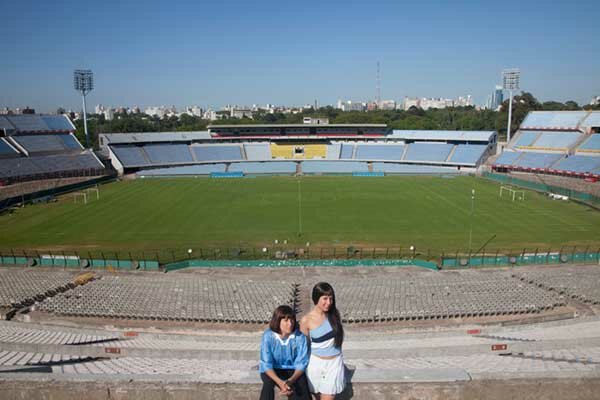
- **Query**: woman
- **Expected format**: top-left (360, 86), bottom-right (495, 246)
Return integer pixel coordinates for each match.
top-left (260, 305), bottom-right (310, 400)
top-left (300, 282), bottom-right (345, 399)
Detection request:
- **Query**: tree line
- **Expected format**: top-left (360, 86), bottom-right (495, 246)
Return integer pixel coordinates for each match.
top-left (73, 93), bottom-right (600, 147)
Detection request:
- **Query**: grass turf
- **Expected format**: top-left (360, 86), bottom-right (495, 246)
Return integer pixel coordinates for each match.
top-left (1, 175), bottom-right (599, 259)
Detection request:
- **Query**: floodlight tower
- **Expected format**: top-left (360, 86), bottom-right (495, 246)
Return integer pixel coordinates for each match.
top-left (502, 68), bottom-right (520, 143)
top-left (74, 69), bottom-right (94, 148)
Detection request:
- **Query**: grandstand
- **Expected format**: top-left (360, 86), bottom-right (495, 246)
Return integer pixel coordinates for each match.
top-left (492, 111), bottom-right (600, 178)
top-left (100, 126), bottom-right (495, 177)
top-left (0, 115), bottom-right (106, 186)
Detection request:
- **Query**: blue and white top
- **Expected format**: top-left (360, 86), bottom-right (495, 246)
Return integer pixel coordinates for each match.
top-left (259, 328), bottom-right (309, 373)
top-left (309, 318), bottom-right (341, 357)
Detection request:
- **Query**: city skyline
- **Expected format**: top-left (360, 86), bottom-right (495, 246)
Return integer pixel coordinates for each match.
top-left (1, 0), bottom-right (599, 113)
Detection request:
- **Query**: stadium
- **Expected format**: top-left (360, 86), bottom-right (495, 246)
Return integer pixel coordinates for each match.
top-left (1, 111), bottom-right (600, 398)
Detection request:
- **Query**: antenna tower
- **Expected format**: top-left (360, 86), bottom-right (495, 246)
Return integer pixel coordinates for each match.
top-left (376, 61), bottom-right (381, 106)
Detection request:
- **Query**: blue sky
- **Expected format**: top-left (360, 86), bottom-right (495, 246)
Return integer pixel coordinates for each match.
top-left (1, 0), bottom-right (599, 112)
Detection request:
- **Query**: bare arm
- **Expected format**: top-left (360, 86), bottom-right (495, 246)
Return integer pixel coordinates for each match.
top-left (299, 315), bottom-right (311, 336)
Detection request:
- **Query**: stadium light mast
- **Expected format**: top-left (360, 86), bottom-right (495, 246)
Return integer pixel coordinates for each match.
top-left (502, 68), bottom-right (520, 144)
top-left (74, 69), bottom-right (94, 148)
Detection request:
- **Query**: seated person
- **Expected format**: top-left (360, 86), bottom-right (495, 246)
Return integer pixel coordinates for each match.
top-left (259, 305), bottom-right (310, 400)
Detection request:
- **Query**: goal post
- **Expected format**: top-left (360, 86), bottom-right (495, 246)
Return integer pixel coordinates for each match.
top-left (499, 185), bottom-right (525, 201)
top-left (85, 186), bottom-right (100, 200)
top-left (73, 192), bottom-right (87, 204)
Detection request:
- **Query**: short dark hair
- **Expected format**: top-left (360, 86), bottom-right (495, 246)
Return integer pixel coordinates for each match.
top-left (269, 305), bottom-right (297, 334)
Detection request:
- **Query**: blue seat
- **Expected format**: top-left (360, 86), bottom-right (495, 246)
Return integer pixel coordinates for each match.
top-left (136, 164), bottom-right (227, 176)
top-left (494, 152), bottom-right (521, 166)
top-left (578, 135), bottom-right (600, 151)
top-left (354, 144), bottom-right (404, 160)
top-left (340, 144), bottom-right (355, 159)
top-left (403, 143), bottom-right (454, 162)
top-left (532, 132), bottom-right (581, 149)
top-left (111, 146), bottom-right (151, 167)
top-left (514, 152), bottom-right (562, 169)
top-left (552, 155), bottom-right (600, 174)
top-left (12, 135), bottom-right (68, 153)
top-left (372, 163), bottom-right (460, 174)
top-left (448, 145), bottom-right (487, 165)
top-left (302, 161), bottom-right (368, 173)
top-left (143, 144), bottom-right (193, 164)
top-left (192, 145), bottom-right (243, 161)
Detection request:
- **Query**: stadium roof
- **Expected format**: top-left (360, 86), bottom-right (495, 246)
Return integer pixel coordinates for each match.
top-left (389, 130), bottom-right (495, 142)
top-left (100, 131), bottom-right (211, 144)
top-left (0, 114), bottom-right (75, 134)
top-left (208, 123), bottom-right (387, 129)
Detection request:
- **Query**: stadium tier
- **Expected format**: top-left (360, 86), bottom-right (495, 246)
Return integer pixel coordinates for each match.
top-left (493, 111), bottom-right (600, 177)
top-left (0, 114), bottom-right (75, 134)
top-left (101, 126), bottom-right (496, 176)
top-left (137, 164), bottom-right (226, 176)
top-left (244, 143), bottom-right (271, 160)
top-left (577, 134), bottom-right (600, 153)
top-left (371, 163), bottom-right (461, 174)
top-left (403, 143), bottom-right (454, 162)
top-left (552, 155), bottom-right (600, 174)
top-left (301, 160), bottom-right (368, 174)
top-left (0, 138), bottom-right (20, 157)
top-left (191, 144), bottom-right (243, 162)
top-left (0, 115), bottom-right (105, 184)
top-left (229, 161), bottom-right (297, 174)
top-left (520, 111), bottom-right (589, 130)
top-left (354, 144), bottom-right (405, 160)
top-left (144, 143), bottom-right (194, 164)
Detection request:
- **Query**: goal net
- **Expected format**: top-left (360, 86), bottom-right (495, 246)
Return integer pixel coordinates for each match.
top-left (499, 185), bottom-right (525, 201)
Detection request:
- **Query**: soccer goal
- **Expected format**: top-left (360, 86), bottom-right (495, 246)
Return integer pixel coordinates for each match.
top-left (73, 186), bottom-right (100, 205)
top-left (499, 185), bottom-right (525, 201)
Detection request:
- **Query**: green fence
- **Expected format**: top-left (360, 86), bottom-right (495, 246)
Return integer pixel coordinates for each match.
top-left (0, 254), bottom-right (159, 271)
top-left (165, 258), bottom-right (438, 272)
top-left (441, 247), bottom-right (600, 268)
top-left (483, 172), bottom-right (600, 206)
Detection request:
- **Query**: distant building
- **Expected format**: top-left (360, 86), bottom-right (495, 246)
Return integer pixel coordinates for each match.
top-left (379, 100), bottom-right (396, 110)
top-left (303, 117), bottom-right (329, 125)
top-left (591, 96), bottom-right (600, 106)
top-left (104, 109), bottom-right (114, 121)
top-left (488, 86), bottom-right (504, 110)
top-left (230, 108), bottom-right (253, 119)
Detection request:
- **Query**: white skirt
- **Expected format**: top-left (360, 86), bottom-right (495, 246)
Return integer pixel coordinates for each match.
top-left (306, 353), bottom-right (345, 395)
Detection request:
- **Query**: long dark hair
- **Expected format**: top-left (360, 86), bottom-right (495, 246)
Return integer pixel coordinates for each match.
top-left (312, 282), bottom-right (344, 348)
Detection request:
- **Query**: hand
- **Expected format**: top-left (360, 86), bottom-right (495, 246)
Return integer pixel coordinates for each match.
top-left (278, 380), bottom-right (293, 396)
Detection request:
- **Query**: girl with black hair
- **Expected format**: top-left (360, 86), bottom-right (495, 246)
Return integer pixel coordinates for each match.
top-left (259, 305), bottom-right (310, 400)
top-left (300, 282), bottom-right (345, 399)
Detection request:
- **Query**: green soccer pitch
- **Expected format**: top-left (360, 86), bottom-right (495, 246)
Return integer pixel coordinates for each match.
top-left (1, 175), bottom-right (599, 258)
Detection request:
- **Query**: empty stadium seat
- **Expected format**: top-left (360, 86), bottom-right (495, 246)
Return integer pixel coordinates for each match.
top-left (521, 112), bottom-right (588, 129)
top-left (513, 131), bottom-right (540, 147)
top-left (403, 143), bottom-right (454, 162)
top-left (552, 155), bottom-right (600, 174)
top-left (301, 161), bottom-right (368, 173)
top-left (11, 135), bottom-right (70, 153)
top-left (340, 143), bottom-right (355, 159)
top-left (111, 146), bottom-right (151, 167)
top-left (136, 164), bottom-right (226, 176)
top-left (0, 138), bottom-right (20, 157)
top-left (372, 163), bottom-right (460, 174)
top-left (243, 143), bottom-right (271, 160)
top-left (0, 152), bottom-right (103, 179)
top-left (448, 144), bottom-right (488, 165)
top-left (513, 152), bottom-right (562, 169)
top-left (191, 145), bottom-right (243, 162)
top-left (530, 132), bottom-right (582, 149)
top-left (326, 144), bottom-right (341, 160)
top-left (494, 151), bottom-right (522, 166)
top-left (578, 135), bottom-right (600, 153)
top-left (143, 144), bottom-right (193, 164)
top-left (354, 144), bottom-right (404, 160)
